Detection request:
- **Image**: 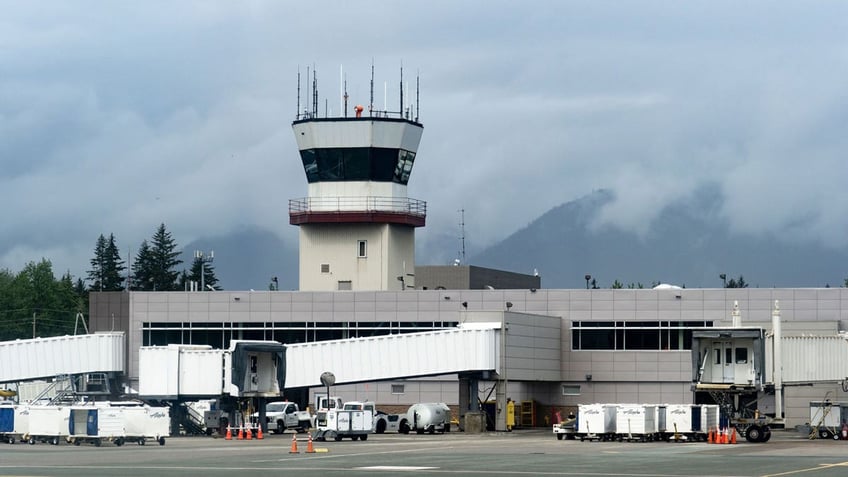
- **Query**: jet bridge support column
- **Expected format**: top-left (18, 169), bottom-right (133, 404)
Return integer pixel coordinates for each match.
top-left (459, 372), bottom-right (486, 433)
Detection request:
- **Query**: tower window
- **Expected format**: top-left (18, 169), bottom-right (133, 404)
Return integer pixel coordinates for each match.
top-left (358, 240), bottom-right (367, 258)
top-left (321, 263), bottom-right (330, 274)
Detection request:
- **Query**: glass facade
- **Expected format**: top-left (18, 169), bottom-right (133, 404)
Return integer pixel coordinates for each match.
top-left (300, 147), bottom-right (416, 184)
top-left (571, 320), bottom-right (713, 351)
top-left (142, 320), bottom-right (458, 348)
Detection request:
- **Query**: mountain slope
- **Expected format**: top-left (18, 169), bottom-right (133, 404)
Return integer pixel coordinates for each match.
top-left (471, 188), bottom-right (848, 289)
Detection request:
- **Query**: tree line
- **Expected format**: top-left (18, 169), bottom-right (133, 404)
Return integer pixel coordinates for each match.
top-left (0, 223), bottom-right (219, 341)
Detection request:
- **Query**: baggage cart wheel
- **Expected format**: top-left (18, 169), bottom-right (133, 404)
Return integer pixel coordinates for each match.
top-left (158, 437), bottom-right (166, 446)
top-left (94, 439), bottom-right (101, 447)
top-left (819, 429), bottom-right (833, 440)
top-left (138, 438), bottom-right (146, 445)
top-left (50, 436), bottom-right (59, 446)
top-left (28, 437), bottom-right (36, 445)
top-left (7, 436), bottom-right (15, 444)
top-left (73, 439), bottom-right (81, 446)
top-left (115, 438), bottom-right (124, 447)
top-left (360, 433), bottom-right (367, 441)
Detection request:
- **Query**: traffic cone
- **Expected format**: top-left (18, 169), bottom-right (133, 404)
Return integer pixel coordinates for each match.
top-left (721, 428), bottom-right (727, 444)
top-left (305, 433), bottom-right (315, 454)
top-left (225, 426), bottom-right (232, 440)
top-left (730, 427), bottom-right (737, 444)
top-left (257, 425), bottom-right (264, 440)
top-left (237, 427), bottom-right (244, 440)
top-left (289, 432), bottom-right (299, 454)
top-left (246, 426), bottom-right (253, 440)
top-left (707, 427), bottom-right (714, 444)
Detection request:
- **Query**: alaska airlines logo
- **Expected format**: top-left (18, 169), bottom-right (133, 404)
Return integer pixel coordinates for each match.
top-left (621, 409), bottom-right (643, 415)
top-left (150, 412), bottom-right (167, 418)
top-left (670, 409), bottom-right (687, 415)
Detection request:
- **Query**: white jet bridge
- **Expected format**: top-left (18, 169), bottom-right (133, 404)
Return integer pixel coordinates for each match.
top-left (0, 333), bottom-right (125, 384)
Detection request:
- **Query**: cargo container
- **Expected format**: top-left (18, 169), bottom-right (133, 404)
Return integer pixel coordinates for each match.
top-left (658, 404), bottom-right (708, 441)
top-left (0, 404), bottom-right (29, 444)
top-left (809, 401), bottom-right (846, 440)
top-left (615, 404), bottom-right (657, 441)
top-left (68, 406), bottom-right (126, 446)
top-left (120, 405), bottom-right (169, 445)
top-left (576, 404), bottom-right (617, 441)
top-left (26, 405), bottom-right (70, 445)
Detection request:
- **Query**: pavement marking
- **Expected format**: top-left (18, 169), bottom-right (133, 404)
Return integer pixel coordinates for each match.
top-left (356, 466), bottom-right (438, 471)
top-left (761, 461), bottom-right (848, 477)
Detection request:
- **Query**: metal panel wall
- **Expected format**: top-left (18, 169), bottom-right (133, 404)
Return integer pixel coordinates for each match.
top-left (285, 327), bottom-right (498, 388)
top-left (0, 333), bottom-right (125, 383)
top-left (767, 335), bottom-right (848, 383)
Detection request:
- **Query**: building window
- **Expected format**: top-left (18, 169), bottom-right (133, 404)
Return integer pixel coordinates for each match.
top-left (391, 384), bottom-right (405, 395)
top-left (735, 347), bottom-right (748, 364)
top-left (338, 281), bottom-right (352, 291)
top-left (357, 240), bottom-right (367, 258)
top-left (571, 320), bottom-right (713, 351)
top-left (561, 384), bottom-right (581, 396)
top-left (321, 263), bottom-right (330, 274)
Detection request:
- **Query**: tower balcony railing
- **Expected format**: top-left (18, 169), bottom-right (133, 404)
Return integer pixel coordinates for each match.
top-left (289, 196), bottom-right (427, 227)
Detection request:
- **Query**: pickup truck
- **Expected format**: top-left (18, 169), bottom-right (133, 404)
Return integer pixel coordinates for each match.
top-left (256, 402), bottom-right (312, 434)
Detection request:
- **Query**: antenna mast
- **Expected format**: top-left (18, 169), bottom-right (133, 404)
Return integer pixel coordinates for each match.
top-left (459, 208), bottom-right (466, 265)
top-left (297, 68), bottom-right (301, 119)
top-left (416, 71), bottom-right (420, 122)
top-left (369, 61), bottom-right (374, 117)
top-left (312, 66), bottom-right (318, 117)
top-left (399, 63), bottom-right (404, 118)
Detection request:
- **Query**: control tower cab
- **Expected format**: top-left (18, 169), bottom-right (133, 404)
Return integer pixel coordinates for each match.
top-left (290, 67), bottom-right (425, 291)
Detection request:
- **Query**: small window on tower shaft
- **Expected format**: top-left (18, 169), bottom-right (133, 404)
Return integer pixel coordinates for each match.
top-left (321, 264), bottom-right (330, 274)
top-left (358, 240), bottom-right (367, 258)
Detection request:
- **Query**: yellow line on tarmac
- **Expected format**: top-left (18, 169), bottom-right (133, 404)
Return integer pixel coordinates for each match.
top-left (761, 461), bottom-right (848, 477)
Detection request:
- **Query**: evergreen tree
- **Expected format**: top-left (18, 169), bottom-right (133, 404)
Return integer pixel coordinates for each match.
top-left (148, 223), bottom-right (182, 291)
top-left (87, 234), bottom-right (126, 291)
top-left (132, 240), bottom-right (154, 291)
top-left (187, 255), bottom-right (220, 291)
top-left (87, 234), bottom-right (108, 291)
top-left (726, 275), bottom-right (749, 288)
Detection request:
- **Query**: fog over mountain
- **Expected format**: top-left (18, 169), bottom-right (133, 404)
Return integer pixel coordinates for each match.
top-left (195, 187), bottom-right (848, 291)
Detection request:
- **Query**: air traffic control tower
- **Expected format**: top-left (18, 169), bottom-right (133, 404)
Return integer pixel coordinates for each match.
top-left (289, 68), bottom-right (425, 291)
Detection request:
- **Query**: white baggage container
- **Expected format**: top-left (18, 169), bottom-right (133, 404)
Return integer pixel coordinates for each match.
top-left (701, 405), bottom-right (720, 432)
top-left (121, 405), bottom-right (170, 445)
top-left (69, 406), bottom-right (126, 446)
top-left (1, 404), bottom-right (29, 444)
top-left (26, 405), bottom-right (70, 445)
top-left (615, 404), bottom-right (657, 440)
top-left (659, 404), bottom-right (710, 441)
top-left (577, 404), bottom-right (617, 440)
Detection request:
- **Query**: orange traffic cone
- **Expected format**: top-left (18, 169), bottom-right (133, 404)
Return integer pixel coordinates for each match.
top-left (707, 427), bottom-right (714, 444)
top-left (225, 426), bottom-right (232, 440)
top-left (730, 427), bottom-right (737, 444)
top-left (305, 433), bottom-right (315, 454)
top-left (237, 427), bottom-right (244, 440)
top-left (246, 426), bottom-right (253, 440)
top-left (289, 432), bottom-right (299, 454)
top-left (720, 428), bottom-right (727, 444)
top-left (257, 425), bottom-right (264, 440)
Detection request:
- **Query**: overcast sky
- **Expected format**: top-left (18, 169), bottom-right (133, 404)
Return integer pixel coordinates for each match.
top-left (2, 1), bottom-right (847, 281)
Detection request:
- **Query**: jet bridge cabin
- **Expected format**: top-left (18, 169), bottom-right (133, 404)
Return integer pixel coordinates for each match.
top-left (692, 328), bottom-right (766, 391)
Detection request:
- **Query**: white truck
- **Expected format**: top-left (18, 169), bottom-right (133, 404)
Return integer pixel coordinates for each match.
top-left (312, 400), bottom-right (373, 441)
top-left (258, 402), bottom-right (312, 434)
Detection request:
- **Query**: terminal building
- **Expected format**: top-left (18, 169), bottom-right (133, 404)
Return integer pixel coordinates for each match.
top-left (90, 70), bottom-right (848, 428)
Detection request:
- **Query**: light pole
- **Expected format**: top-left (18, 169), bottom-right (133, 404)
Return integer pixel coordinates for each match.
top-left (584, 274), bottom-right (591, 290)
top-left (719, 273), bottom-right (727, 288)
top-left (195, 250), bottom-right (214, 291)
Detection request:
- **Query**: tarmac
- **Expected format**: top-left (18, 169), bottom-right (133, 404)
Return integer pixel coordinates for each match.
top-left (1, 428), bottom-right (847, 477)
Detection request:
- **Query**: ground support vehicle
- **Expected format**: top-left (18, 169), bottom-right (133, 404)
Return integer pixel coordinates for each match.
top-left (312, 401), bottom-right (373, 442)
top-left (399, 403), bottom-right (451, 434)
top-left (254, 401), bottom-right (311, 434)
top-left (373, 410), bottom-right (401, 434)
top-left (552, 417), bottom-right (576, 440)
